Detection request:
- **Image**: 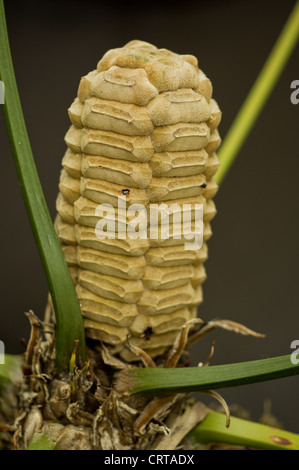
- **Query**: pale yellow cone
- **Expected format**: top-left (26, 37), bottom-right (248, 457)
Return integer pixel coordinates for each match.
top-left (54, 40), bottom-right (221, 360)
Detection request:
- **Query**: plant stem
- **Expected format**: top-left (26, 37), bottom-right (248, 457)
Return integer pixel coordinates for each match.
top-left (0, 0), bottom-right (86, 371)
top-left (128, 354), bottom-right (299, 395)
top-left (188, 411), bottom-right (299, 450)
top-left (215, 0), bottom-right (299, 186)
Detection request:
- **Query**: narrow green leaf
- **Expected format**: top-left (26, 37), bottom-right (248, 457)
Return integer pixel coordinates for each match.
top-left (0, 0), bottom-right (86, 371)
top-left (27, 432), bottom-right (57, 451)
top-left (188, 411), bottom-right (299, 450)
top-left (128, 355), bottom-right (299, 395)
top-left (216, 0), bottom-right (299, 185)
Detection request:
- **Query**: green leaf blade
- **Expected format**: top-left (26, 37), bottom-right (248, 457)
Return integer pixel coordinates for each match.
top-left (189, 411), bottom-right (299, 450)
top-left (215, 0), bottom-right (299, 186)
top-left (0, 0), bottom-right (86, 371)
top-left (129, 355), bottom-right (299, 395)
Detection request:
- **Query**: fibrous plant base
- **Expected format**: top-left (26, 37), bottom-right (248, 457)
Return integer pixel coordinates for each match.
top-left (0, 312), bottom-right (263, 450)
top-left (0, 312), bottom-right (211, 450)
top-left (54, 40), bottom-right (221, 362)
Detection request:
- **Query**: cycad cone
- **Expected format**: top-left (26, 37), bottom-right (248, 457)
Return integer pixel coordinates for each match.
top-left (55, 40), bottom-right (221, 362)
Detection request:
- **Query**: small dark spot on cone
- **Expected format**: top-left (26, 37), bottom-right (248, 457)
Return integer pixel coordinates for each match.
top-left (143, 327), bottom-right (153, 340)
top-left (122, 189), bottom-right (130, 195)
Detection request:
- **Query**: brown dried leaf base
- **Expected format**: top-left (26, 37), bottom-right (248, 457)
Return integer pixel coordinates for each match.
top-left (0, 312), bottom-right (209, 450)
top-left (0, 310), bottom-right (264, 450)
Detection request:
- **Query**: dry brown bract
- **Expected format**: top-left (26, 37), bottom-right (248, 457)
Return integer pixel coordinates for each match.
top-left (0, 310), bottom-right (264, 450)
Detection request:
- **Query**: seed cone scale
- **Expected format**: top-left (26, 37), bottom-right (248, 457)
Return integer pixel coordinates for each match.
top-left (55, 40), bottom-right (221, 361)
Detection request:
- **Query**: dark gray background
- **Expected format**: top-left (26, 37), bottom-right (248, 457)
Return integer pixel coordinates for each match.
top-left (1, 0), bottom-right (299, 433)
